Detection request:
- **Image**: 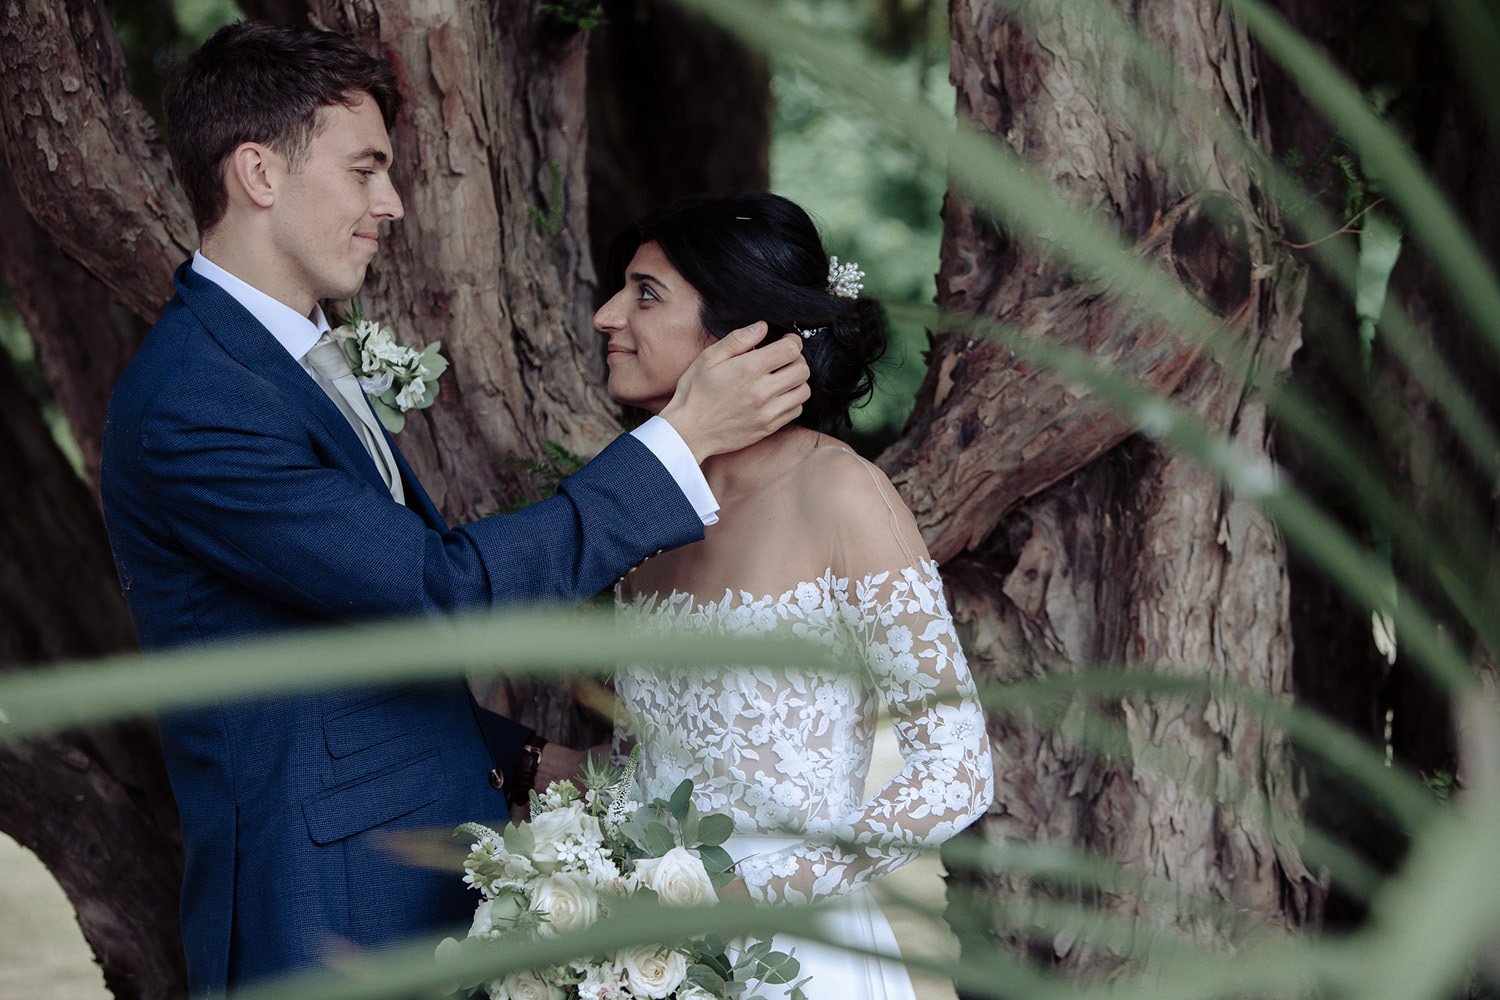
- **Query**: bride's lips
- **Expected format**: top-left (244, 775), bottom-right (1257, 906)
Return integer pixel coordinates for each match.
top-left (605, 343), bottom-right (634, 361)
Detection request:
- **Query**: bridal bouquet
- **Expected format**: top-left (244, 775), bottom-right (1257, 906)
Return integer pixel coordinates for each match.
top-left (440, 750), bottom-right (808, 1000)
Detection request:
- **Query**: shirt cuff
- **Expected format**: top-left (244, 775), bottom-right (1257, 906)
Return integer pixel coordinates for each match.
top-left (630, 416), bottom-right (720, 526)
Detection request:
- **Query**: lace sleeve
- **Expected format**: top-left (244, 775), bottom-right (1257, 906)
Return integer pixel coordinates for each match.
top-left (737, 459), bottom-right (994, 905)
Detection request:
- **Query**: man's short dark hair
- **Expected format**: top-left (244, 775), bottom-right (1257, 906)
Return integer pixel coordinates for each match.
top-left (165, 21), bottom-right (402, 233)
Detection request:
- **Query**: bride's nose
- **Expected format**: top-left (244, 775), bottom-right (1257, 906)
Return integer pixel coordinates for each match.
top-left (593, 289), bottom-right (627, 334)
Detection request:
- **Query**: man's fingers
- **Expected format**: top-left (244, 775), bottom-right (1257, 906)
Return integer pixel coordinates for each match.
top-left (709, 321), bottom-right (768, 359)
top-left (719, 331), bottom-right (805, 379)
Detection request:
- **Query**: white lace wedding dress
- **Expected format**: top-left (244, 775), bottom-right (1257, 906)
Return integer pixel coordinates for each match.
top-left (614, 461), bottom-right (994, 1000)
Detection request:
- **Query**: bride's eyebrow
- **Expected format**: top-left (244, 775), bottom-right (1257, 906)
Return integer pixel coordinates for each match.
top-left (629, 271), bottom-right (669, 292)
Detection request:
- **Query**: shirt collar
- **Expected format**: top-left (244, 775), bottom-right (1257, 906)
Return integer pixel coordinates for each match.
top-left (191, 250), bottom-right (330, 362)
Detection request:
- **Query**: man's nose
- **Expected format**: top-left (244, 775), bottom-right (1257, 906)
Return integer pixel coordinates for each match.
top-left (376, 176), bottom-right (404, 221)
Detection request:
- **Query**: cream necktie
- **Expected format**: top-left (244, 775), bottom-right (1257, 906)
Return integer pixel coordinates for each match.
top-left (304, 334), bottom-right (406, 505)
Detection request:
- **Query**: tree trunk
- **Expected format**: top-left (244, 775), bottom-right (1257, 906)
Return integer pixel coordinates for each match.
top-left (0, 337), bottom-right (184, 999)
top-left (896, 0), bottom-right (1322, 979)
top-left (0, 0), bottom-right (192, 324)
top-left (0, 157), bottom-right (148, 486)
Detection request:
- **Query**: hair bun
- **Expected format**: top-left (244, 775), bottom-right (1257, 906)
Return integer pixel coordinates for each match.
top-left (800, 295), bottom-right (887, 435)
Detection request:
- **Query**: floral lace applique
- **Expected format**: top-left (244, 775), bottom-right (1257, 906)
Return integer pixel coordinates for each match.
top-left (614, 560), bottom-right (994, 904)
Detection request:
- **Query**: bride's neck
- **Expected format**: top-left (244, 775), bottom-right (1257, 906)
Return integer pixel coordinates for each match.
top-left (701, 425), bottom-right (814, 504)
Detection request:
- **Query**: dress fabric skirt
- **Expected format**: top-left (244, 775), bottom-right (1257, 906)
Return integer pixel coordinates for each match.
top-left (726, 835), bottom-right (918, 1000)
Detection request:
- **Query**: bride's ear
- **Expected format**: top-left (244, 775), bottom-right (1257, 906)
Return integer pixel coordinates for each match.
top-left (225, 142), bottom-right (278, 210)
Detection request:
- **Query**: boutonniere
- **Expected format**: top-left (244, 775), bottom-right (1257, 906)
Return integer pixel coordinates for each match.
top-left (330, 301), bottom-right (449, 433)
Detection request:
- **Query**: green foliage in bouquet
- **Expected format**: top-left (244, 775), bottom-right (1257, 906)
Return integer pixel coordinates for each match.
top-left (438, 749), bottom-right (809, 1000)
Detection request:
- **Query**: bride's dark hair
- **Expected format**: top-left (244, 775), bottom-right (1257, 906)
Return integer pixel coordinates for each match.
top-left (609, 192), bottom-right (887, 436)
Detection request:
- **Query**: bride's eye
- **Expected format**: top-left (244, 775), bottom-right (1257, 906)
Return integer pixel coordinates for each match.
top-left (637, 284), bottom-right (659, 304)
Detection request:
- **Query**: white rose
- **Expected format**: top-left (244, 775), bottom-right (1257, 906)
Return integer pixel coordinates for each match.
top-left (530, 805), bottom-right (603, 865)
top-left (530, 872), bottom-right (599, 936)
top-left (493, 969), bottom-right (565, 1000)
top-left (357, 369), bottom-right (394, 395)
top-left (615, 945), bottom-right (687, 999)
top-left (675, 986), bottom-right (716, 1000)
top-left (633, 846), bottom-right (718, 907)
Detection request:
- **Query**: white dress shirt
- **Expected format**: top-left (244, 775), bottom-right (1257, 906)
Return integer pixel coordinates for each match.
top-left (190, 251), bottom-right (719, 524)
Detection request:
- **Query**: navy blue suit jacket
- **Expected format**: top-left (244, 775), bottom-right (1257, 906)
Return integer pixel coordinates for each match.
top-left (99, 264), bottom-right (703, 994)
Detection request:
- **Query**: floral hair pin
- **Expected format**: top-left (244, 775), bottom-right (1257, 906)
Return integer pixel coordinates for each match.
top-left (827, 256), bottom-right (865, 298)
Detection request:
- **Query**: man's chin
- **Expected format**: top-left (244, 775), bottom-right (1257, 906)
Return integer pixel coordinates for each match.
top-left (323, 275), bottom-right (368, 305)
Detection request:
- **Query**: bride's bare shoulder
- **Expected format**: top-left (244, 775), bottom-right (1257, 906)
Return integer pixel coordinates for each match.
top-left (792, 435), bottom-right (912, 526)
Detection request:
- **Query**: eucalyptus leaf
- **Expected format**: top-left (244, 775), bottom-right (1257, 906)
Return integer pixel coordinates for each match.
top-left (696, 813), bottom-right (734, 847)
top-left (502, 822), bottom-right (533, 859)
top-left (644, 821), bottom-right (677, 856)
top-left (697, 844), bottom-right (734, 874)
top-left (757, 952), bottom-right (800, 985)
top-left (669, 778), bottom-right (693, 821)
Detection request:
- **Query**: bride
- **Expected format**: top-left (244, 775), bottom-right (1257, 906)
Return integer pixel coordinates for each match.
top-left (596, 192), bottom-right (993, 999)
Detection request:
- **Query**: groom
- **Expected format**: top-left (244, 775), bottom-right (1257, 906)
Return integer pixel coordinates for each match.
top-left (99, 20), bottom-right (808, 997)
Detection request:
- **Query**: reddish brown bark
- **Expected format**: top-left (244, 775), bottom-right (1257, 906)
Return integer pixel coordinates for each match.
top-left (897, 0), bottom-right (1322, 976)
top-left (0, 0), bottom-right (192, 324)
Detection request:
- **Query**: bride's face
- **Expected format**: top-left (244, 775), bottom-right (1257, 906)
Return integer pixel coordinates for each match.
top-left (594, 241), bottom-right (715, 414)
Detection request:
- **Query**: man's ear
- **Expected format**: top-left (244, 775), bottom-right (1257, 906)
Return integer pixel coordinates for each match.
top-left (225, 142), bottom-right (278, 209)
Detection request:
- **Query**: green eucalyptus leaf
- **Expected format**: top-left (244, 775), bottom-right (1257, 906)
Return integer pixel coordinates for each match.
top-left (757, 952), bottom-right (800, 985)
top-left (696, 813), bottom-right (733, 847)
top-left (669, 778), bottom-right (693, 820)
top-left (644, 821), bottom-right (677, 855)
top-left (502, 821), bottom-right (534, 859)
top-left (697, 844), bottom-right (734, 874)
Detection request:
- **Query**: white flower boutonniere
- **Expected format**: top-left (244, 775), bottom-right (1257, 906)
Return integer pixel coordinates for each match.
top-left (330, 301), bottom-right (449, 433)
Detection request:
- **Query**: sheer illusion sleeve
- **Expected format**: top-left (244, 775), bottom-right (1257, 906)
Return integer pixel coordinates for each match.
top-left (736, 458), bottom-right (995, 905)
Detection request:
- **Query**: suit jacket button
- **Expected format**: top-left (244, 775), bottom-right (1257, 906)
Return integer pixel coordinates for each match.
top-left (488, 768), bottom-right (505, 791)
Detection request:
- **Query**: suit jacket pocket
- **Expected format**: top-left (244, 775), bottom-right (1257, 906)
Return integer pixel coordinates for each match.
top-left (322, 685), bottom-right (416, 758)
top-left (302, 749), bottom-right (441, 846)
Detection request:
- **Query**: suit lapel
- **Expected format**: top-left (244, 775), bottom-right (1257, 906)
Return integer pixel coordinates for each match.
top-left (387, 440), bottom-right (446, 528)
top-left (173, 264), bottom-right (393, 499)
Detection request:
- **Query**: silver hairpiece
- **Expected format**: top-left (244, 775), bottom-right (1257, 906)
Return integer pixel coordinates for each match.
top-left (793, 323), bottom-right (827, 340)
top-left (827, 256), bottom-right (865, 299)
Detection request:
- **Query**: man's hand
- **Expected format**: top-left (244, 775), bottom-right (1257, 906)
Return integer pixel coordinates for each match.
top-left (659, 323), bottom-right (812, 463)
top-left (534, 742), bottom-right (590, 794)
top-left (509, 742), bottom-right (597, 823)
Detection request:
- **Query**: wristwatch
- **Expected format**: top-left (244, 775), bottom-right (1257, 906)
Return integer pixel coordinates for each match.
top-left (508, 734), bottom-right (549, 805)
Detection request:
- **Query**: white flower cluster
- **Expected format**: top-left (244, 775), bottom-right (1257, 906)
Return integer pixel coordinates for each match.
top-left (329, 309), bottom-right (449, 433)
top-left (441, 761), bottom-right (805, 1000)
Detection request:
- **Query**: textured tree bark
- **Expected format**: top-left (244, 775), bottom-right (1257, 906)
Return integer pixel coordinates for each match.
top-left (0, 158), bottom-right (148, 485)
top-left (0, 0), bottom-right (192, 324)
top-left (0, 343), bottom-right (185, 999)
top-left (899, 0), bottom-right (1323, 979)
